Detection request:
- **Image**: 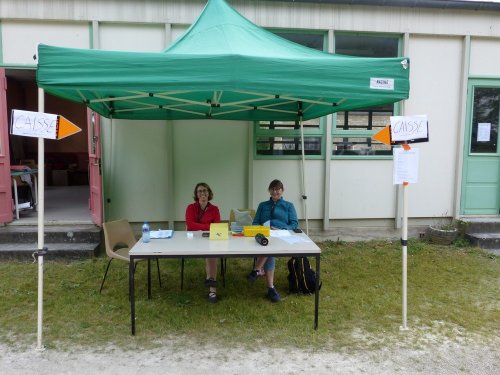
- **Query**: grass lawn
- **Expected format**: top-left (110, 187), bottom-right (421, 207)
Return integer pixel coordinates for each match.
top-left (0, 239), bottom-right (498, 351)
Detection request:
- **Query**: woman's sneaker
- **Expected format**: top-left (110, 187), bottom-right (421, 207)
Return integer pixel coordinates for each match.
top-left (267, 287), bottom-right (281, 303)
top-left (208, 291), bottom-right (218, 303)
top-left (247, 269), bottom-right (265, 283)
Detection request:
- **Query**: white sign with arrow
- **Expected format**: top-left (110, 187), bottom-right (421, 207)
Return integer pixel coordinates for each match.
top-left (11, 109), bottom-right (81, 140)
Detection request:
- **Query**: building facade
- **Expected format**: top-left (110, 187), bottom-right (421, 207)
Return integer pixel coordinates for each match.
top-left (1, 0), bottom-right (499, 239)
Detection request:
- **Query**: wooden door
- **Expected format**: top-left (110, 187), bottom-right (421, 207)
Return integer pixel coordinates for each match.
top-left (87, 109), bottom-right (103, 225)
top-left (0, 68), bottom-right (13, 223)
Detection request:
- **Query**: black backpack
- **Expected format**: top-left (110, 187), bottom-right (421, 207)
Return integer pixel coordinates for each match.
top-left (287, 257), bottom-right (322, 294)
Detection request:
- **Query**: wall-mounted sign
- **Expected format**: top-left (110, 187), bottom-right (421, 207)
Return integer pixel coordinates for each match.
top-left (10, 109), bottom-right (81, 140)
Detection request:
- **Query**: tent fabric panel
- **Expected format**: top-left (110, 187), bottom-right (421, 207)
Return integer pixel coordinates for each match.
top-left (165, 0), bottom-right (328, 58)
top-left (36, 0), bottom-right (410, 121)
top-left (37, 44), bottom-right (409, 121)
top-left (37, 44), bottom-right (408, 98)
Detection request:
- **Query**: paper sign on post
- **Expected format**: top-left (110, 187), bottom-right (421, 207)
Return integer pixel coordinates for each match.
top-left (390, 115), bottom-right (428, 143)
top-left (393, 147), bottom-right (419, 185)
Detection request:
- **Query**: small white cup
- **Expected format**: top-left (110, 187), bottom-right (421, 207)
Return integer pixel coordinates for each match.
top-left (186, 232), bottom-right (193, 239)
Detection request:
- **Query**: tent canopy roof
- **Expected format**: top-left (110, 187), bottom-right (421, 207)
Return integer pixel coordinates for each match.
top-left (36, 0), bottom-right (409, 121)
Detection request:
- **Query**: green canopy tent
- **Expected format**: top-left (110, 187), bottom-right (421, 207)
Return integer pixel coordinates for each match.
top-left (36, 0), bottom-right (410, 231)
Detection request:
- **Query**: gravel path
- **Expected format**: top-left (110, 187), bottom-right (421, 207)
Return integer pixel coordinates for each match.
top-left (1, 335), bottom-right (499, 374)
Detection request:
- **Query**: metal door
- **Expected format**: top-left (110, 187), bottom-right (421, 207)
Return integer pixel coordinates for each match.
top-left (0, 68), bottom-right (13, 223)
top-left (461, 81), bottom-right (500, 215)
top-left (87, 109), bottom-right (103, 225)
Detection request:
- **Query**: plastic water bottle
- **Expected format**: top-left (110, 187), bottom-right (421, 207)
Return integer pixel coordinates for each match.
top-left (142, 221), bottom-right (150, 243)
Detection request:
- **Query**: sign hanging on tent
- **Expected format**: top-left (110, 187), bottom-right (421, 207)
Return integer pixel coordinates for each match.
top-left (10, 109), bottom-right (81, 140)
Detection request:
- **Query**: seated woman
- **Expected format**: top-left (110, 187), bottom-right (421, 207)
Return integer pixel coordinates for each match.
top-left (185, 182), bottom-right (221, 303)
top-left (248, 179), bottom-right (298, 302)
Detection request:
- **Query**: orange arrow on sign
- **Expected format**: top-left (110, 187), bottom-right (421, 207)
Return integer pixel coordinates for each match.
top-left (57, 116), bottom-right (81, 140)
top-left (372, 125), bottom-right (392, 145)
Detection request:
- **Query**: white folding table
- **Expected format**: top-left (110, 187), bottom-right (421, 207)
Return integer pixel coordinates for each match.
top-left (128, 230), bottom-right (321, 335)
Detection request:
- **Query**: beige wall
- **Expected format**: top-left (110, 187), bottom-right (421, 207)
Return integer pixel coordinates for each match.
top-left (404, 35), bottom-right (463, 218)
top-left (470, 37), bottom-right (500, 76)
top-left (99, 23), bottom-right (166, 51)
top-left (1, 0), bottom-right (500, 228)
top-left (173, 120), bottom-right (251, 222)
top-left (1, 21), bottom-right (89, 64)
top-left (2, 1), bottom-right (499, 38)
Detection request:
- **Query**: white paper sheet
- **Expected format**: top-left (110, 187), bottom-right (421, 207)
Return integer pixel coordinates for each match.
top-left (150, 230), bottom-right (173, 239)
top-left (280, 235), bottom-right (312, 244)
top-left (393, 147), bottom-right (419, 185)
top-left (477, 123), bottom-right (491, 142)
top-left (270, 230), bottom-right (291, 237)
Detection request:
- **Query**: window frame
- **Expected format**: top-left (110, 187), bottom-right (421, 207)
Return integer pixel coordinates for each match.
top-left (254, 30), bottom-right (327, 160)
top-left (253, 30), bottom-right (405, 160)
top-left (254, 117), bottom-right (326, 160)
top-left (331, 31), bottom-right (404, 160)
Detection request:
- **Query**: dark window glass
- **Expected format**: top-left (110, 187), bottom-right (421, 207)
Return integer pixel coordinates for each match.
top-left (470, 87), bottom-right (499, 154)
top-left (333, 137), bottom-right (392, 156)
top-left (274, 32), bottom-right (324, 51)
top-left (335, 34), bottom-right (399, 58)
top-left (256, 136), bottom-right (322, 156)
top-left (335, 104), bottom-right (393, 131)
top-left (258, 119), bottom-right (320, 131)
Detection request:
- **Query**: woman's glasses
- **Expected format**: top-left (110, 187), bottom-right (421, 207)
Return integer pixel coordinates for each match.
top-left (197, 188), bottom-right (209, 194)
top-left (269, 187), bottom-right (282, 192)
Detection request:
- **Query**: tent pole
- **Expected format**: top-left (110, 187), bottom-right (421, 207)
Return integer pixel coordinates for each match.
top-left (107, 116), bottom-right (113, 223)
top-left (36, 88), bottom-right (46, 351)
top-left (299, 115), bottom-right (309, 235)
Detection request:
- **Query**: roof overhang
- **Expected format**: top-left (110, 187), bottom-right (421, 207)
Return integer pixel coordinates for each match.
top-left (261, 0), bottom-right (500, 12)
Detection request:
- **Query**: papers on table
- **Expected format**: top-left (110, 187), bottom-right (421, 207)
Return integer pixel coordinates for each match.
top-left (150, 230), bottom-right (173, 239)
top-left (280, 235), bottom-right (312, 244)
top-left (270, 230), bottom-right (312, 244)
top-left (270, 230), bottom-right (291, 237)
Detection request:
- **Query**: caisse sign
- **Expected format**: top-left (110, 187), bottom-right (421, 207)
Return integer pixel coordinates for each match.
top-left (11, 109), bottom-right (81, 140)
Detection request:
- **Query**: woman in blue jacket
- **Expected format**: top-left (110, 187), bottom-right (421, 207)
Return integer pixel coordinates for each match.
top-left (248, 179), bottom-right (298, 302)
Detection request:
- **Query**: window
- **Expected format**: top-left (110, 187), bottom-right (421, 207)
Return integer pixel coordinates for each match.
top-left (255, 32), bottom-right (325, 158)
top-left (470, 87), bottom-right (499, 154)
top-left (332, 33), bottom-right (401, 158)
top-left (254, 31), bottom-right (403, 159)
top-left (256, 119), bottom-right (323, 156)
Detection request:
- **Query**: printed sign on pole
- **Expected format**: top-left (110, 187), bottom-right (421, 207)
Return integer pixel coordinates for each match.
top-left (393, 147), bottom-right (420, 185)
top-left (10, 109), bottom-right (81, 140)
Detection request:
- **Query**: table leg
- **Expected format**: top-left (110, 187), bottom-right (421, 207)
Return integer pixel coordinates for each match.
top-left (33, 175), bottom-right (38, 211)
top-left (147, 259), bottom-right (152, 299)
top-left (12, 178), bottom-right (19, 220)
top-left (130, 258), bottom-right (136, 335)
top-left (315, 254), bottom-right (320, 330)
